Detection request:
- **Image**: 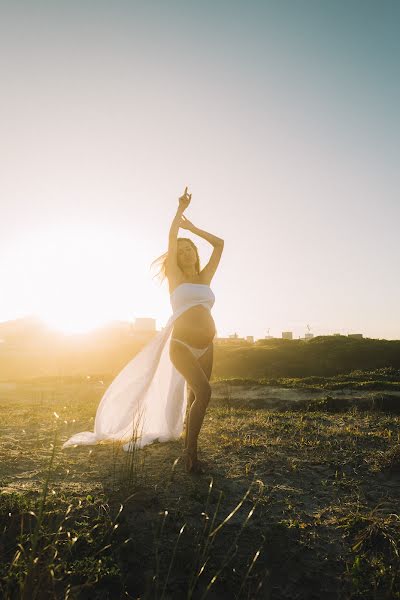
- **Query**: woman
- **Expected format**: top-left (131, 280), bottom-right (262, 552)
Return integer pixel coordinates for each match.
top-left (166, 187), bottom-right (224, 472)
top-left (62, 187), bottom-right (224, 474)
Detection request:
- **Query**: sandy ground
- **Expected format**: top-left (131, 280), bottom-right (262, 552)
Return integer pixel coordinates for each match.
top-left (211, 381), bottom-right (400, 407)
top-left (1, 381), bottom-right (400, 599)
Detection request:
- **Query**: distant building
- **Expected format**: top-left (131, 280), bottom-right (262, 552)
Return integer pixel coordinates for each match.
top-left (215, 334), bottom-right (247, 345)
top-left (299, 332), bottom-right (314, 341)
top-left (282, 331), bottom-right (293, 340)
top-left (348, 333), bottom-right (363, 339)
top-left (129, 318), bottom-right (158, 342)
top-left (245, 336), bottom-right (254, 344)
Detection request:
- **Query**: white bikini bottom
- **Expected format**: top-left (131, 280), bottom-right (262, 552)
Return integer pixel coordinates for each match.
top-left (170, 337), bottom-right (211, 359)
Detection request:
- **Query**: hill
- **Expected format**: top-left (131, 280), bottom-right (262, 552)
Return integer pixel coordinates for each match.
top-left (0, 320), bottom-right (399, 381)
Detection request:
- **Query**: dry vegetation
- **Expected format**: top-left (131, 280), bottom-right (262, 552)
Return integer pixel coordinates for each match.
top-left (1, 380), bottom-right (399, 599)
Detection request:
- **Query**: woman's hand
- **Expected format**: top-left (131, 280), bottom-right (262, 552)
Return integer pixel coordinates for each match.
top-left (178, 186), bottom-right (192, 211)
top-left (179, 214), bottom-right (196, 232)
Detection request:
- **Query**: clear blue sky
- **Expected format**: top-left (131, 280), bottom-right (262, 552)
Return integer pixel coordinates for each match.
top-left (0, 0), bottom-right (399, 339)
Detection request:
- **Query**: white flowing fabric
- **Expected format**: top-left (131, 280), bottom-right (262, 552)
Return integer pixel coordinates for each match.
top-left (62, 283), bottom-right (215, 451)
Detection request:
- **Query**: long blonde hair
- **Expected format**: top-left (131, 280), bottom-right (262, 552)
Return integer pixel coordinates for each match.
top-left (150, 237), bottom-right (201, 284)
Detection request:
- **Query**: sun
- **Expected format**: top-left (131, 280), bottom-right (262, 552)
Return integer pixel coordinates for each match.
top-left (2, 225), bottom-right (143, 334)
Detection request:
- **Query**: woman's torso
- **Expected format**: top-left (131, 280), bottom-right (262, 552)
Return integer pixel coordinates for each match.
top-left (169, 276), bottom-right (216, 348)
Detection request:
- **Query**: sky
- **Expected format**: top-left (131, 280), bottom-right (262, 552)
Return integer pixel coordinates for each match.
top-left (0, 0), bottom-right (399, 339)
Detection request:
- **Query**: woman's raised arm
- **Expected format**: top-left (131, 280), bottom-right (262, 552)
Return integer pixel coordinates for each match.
top-left (179, 215), bottom-right (224, 247)
top-left (166, 187), bottom-right (192, 278)
top-left (179, 215), bottom-right (224, 282)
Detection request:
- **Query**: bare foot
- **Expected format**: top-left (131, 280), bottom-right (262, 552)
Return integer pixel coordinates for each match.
top-left (182, 449), bottom-right (205, 474)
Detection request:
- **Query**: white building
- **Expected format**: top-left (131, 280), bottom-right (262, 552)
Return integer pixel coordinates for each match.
top-left (282, 331), bottom-right (293, 340)
top-left (215, 334), bottom-right (247, 345)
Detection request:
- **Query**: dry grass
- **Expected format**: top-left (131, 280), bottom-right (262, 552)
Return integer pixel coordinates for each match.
top-left (1, 380), bottom-right (399, 599)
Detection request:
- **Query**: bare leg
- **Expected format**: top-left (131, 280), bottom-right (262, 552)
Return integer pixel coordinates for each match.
top-left (169, 341), bottom-right (214, 471)
top-left (186, 386), bottom-right (211, 462)
top-left (183, 386), bottom-right (195, 450)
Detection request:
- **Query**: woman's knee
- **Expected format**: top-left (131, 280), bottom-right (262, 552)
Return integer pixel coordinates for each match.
top-left (196, 382), bottom-right (212, 408)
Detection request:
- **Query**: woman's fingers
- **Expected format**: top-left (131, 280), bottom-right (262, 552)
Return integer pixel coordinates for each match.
top-left (179, 186), bottom-right (191, 202)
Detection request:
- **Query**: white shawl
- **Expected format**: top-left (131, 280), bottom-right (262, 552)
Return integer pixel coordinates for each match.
top-left (62, 283), bottom-right (215, 451)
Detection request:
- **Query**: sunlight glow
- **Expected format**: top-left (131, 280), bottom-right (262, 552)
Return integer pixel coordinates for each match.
top-left (2, 225), bottom-right (142, 334)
